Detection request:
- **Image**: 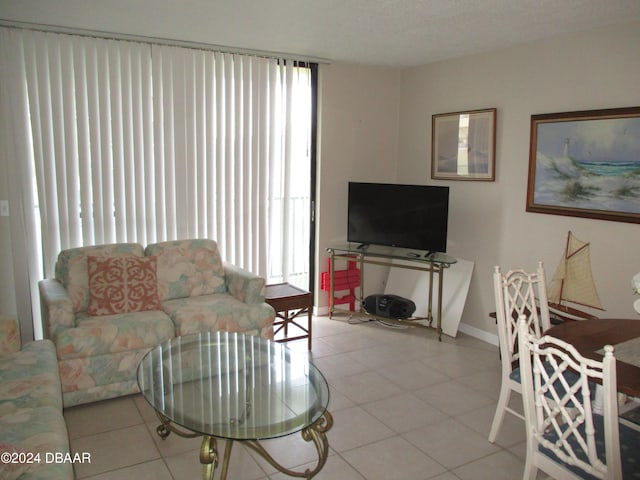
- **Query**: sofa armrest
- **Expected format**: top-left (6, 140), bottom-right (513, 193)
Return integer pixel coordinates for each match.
top-left (223, 263), bottom-right (266, 304)
top-left (0, 315), bottom-right (20, 354)
top-left (39, 279), bottom-right (76, 335)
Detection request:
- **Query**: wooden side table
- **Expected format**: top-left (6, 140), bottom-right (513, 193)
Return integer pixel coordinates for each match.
top-left (265, 283), bottom-right (313, 350)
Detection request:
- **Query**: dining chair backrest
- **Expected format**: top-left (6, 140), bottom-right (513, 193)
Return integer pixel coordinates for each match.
top-left (488, 261), bottom-right (553, 443)
top-left (494, 261), bottom-right (551, 376)
top-left (517, 316), bottom-right (623, 480)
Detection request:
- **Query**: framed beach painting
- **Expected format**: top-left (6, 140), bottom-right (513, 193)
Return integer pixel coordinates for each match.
top-left (431, 108), bottom-right (496, 181)
top-left (526, 107), bottom-right (640, 224)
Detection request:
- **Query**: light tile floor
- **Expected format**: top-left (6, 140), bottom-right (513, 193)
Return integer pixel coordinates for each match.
top-left (64, 315), bottom-right (536, 479)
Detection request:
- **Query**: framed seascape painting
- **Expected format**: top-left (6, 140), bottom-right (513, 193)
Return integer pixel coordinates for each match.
top-left (431, 108), bottom-right (496, 181)
top-left (526, 107), bottom-right (640, 224)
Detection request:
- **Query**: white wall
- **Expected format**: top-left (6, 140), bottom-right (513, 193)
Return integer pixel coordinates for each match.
top-left (315, 63), bottom-right (401, 304)
top-left (397, 22), bottom-right (640, 335)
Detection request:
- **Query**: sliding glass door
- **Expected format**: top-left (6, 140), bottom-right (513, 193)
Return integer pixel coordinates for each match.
top-left (0, 26), bottom-right (317, 336)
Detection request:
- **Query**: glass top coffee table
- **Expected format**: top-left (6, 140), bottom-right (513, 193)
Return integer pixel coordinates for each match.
top-left (137, 332), bottom-right (332, 479)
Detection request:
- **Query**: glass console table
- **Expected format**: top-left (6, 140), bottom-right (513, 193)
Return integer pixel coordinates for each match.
top-left (137, 332), bottom-right (332, 479)
top-left (326, 243), bottom-right (457, 340)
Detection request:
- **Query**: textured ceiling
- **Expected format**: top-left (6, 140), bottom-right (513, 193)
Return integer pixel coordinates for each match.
top-left (1, 0), bottom-right (640, 66)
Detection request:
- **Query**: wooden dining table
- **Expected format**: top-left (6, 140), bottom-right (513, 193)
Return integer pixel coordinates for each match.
top-left (545, 318), bottom-right (640, 398)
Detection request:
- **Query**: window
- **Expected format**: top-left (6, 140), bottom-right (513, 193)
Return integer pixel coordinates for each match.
top-left (0, 27), bottom-right (316, 336)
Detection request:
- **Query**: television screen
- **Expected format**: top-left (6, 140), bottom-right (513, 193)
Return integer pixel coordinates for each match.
top-left (347, 182), bottom-right (449, 253)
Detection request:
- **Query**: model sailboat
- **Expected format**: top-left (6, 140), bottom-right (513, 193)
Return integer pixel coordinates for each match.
top-left (547, 231), bottom-right (604, 321)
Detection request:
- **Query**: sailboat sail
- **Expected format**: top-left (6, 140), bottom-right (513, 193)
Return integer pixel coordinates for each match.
top-left (548, 231), bottom-right (604, 310)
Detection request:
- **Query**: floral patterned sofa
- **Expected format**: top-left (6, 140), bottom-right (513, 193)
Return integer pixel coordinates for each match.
top-left (0, 316), bottom-right (73, 479)
top-left (39, 239), bottom-right (275, 407)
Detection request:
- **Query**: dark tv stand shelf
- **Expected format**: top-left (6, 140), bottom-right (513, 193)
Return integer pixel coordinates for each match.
top-left (326, 243), bottom-right (457, 340)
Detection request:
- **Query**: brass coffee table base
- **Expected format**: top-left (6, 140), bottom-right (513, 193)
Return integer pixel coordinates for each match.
top-left (156, 410), bottom-right (333, 480)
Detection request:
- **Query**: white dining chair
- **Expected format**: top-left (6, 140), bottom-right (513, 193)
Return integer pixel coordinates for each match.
top-left (488, 261), bottom-right (551, 443)
top-left (517, 316), bottom-right (640, 479)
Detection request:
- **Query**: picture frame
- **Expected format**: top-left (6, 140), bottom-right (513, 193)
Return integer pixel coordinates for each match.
top-left (526, 106), bottom-right (640, 224)
top-left (431, 108), bottom-right (496, 181)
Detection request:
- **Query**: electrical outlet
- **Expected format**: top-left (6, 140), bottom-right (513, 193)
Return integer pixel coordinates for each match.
top-left (0, 200), bottom-right (9, 217)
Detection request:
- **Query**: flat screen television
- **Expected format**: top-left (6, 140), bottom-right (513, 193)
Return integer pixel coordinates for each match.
top-left (347, 182), bottom-right (449, 253)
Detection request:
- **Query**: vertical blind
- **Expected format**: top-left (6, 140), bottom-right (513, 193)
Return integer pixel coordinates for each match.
top-left (0, 27), bottom-right (312, 339)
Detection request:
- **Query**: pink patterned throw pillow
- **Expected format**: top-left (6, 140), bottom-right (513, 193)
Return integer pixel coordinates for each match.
top-left (87, 256), bottom-right (160, 316)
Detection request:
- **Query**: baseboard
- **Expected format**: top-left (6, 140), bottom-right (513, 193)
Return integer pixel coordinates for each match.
top-left (458, 323), bottom-right (499, 346)
top-left (315, 305), bottom-right (498, 346)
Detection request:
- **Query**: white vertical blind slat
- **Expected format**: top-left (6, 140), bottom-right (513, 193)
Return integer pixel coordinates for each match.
top-left (161, 49), bottom-right (178, 241)
top-left (282, 61), bottom-right (295, 282)
top-left (165, 52), bottom-right (177, 241)
top-left (267, 60), bottom-right (280, 280)
top-left (48, 39), bottom-right (70, 249)
top-left (61, 37), bottom-right (81, 247)
top-left (195, 51), bottom-right (207, 239)
top-left (72, 40), bottom-right (94, 245)
top-left (151, 49), bottom-right (167, 242)
top-left (39, 40), bottom-right (60, 255)
top-left (122, 48), bottom-right (136, 241)
top-left (241, 55), bottom-right (253, 270)
top-left (98, 43), bottom-right (116, 243)
top-left (215, 51), bottom-right (227, 258)
top-left (224, 53), bottom-right (236, 262)
top-left (86, 41), bottom-right (104, 244)
top-left (130, 49), bottom-right (146, 244)
top-left (233, 55), bottom-right (244, 266)
top-left (256, 59), bottom-right (270, 277)
top-left (205, 54), bottom-right (217, 241)
top-left (172, 49), bottom-right (188, 240)
top-left (142, 48), bottom-right (155, 245)
top-left (185, 49), bottom-right (197, 239)
top-left (109, 44), bottom-right (126, 243)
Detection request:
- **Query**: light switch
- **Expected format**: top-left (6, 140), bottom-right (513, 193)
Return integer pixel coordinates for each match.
top-left (0, 200), bottom-right (9, 217)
